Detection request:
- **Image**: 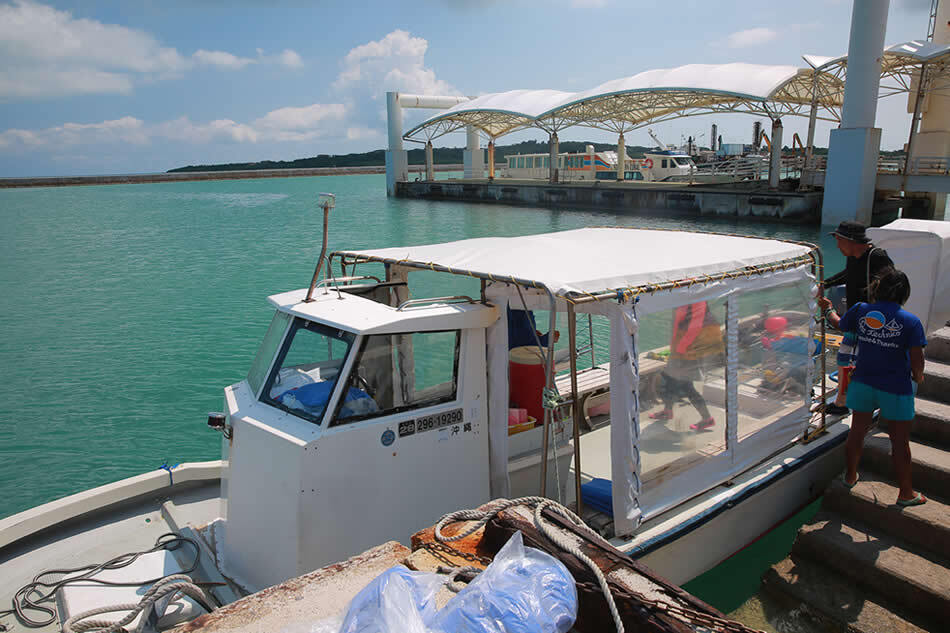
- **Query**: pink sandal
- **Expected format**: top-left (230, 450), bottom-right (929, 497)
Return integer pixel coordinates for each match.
top-left (690, 417), bottom-right (715, 431)
top-left (650, 409), bottom-right (673, 420)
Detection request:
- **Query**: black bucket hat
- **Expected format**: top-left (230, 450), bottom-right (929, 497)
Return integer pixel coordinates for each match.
top-left (829, 220), bottom-right (870, 244)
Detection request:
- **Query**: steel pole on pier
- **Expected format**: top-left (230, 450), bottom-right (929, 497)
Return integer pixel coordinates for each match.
top-left (425, 140), bottom-right (434, 181)
top-left (549, 132), bottom-right (559, 184)
top-left (617, 133), bottom-right (626, 182)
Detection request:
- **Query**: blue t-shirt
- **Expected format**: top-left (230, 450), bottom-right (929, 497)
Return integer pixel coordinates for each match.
top-left (507, 308), bottom-right (550, 349)
top-left (838, 301), bottom-right (926, 395)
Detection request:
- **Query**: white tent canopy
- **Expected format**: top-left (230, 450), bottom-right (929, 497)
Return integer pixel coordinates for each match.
top-left (867, 219), bottom-right (950, 335)
top-left (403, 62), bottom-right (845, 141)
top-left (336, 227), bottom-right (814, 300)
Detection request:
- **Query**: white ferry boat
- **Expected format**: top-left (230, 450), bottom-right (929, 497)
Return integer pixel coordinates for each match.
top-left (503, 144), bottom-right (696, 182)
top-left (4, 199), bottom-right (946, 631)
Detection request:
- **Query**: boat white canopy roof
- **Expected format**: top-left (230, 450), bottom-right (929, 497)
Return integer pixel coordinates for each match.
top-left (404, 62), bottom-right (844, 141)
top-left (335, 228), bottom-right (814, 300)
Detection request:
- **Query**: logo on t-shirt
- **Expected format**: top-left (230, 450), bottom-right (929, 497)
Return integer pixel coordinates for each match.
top-left (861, 310), bottom-right (886, 330)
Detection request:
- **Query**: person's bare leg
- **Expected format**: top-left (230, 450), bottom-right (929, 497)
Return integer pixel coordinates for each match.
top-left (887, 419), bottom-right (916, 501)
top-left (845, 411), bottom-right (874, 485)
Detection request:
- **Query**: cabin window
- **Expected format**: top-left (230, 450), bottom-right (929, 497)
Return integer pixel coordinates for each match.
top-left (260, 318), bottom-right (356, 424)
top-left (517, 157), bottom-right (525, 168)
top-left (331, 329), bottom-right (461, 426)
top-left (661, 159), bottom-right (668, 169)
top-left (508, 158), bottom-right (516, 169)
top-left (247, 311), bottom-right (292, 395)
top-left (526, 157), bottom-right (534, 168)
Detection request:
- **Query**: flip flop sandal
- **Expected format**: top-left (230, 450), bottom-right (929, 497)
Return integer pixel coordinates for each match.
top-left (896, 493), bottom-right (927, 507)
top-left (841, 474), bottom-right (859, 489)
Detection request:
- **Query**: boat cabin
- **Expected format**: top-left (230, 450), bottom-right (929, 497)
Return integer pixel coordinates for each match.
top-left (217, 226), bottom-right (835, 591)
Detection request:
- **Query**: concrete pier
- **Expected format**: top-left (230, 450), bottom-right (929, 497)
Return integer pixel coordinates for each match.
top-left (763, 326), bottom-right (950, 632)
top-left (396, 178), bottom-right (822, 222)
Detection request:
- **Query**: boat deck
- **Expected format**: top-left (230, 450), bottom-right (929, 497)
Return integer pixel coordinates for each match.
top-left (0, 474), bottom-right (225, 633)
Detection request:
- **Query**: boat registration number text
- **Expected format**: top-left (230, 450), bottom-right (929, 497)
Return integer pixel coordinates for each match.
top-left (399, 408), bottom-right (463, 437)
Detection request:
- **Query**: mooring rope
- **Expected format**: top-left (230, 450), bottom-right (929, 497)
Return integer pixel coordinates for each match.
top-left (62, 574), bottom-right (215, 633)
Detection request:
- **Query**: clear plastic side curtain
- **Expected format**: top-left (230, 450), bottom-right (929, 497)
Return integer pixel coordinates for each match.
top-left (610, 300), bottom-right (642, 536)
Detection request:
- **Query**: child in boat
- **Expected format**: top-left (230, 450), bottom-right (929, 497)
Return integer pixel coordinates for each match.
top-left (826, 268), bottom-right (927, 506)
top-left (651, 301), bottom-right (724, 431)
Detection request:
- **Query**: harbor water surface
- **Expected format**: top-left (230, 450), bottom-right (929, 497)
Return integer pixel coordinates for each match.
top-left (0, 173), bottom-right (847, 625)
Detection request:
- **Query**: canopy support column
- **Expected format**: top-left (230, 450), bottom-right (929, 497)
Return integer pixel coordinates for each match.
top-left (821, 0), bottom-right (889, 225)
top-left (463, 126), bottom-right (483, 179)
top-left (769, 118), bottom-right (784, 190)
top-left (805, 75), bottom-right (819, 168)
top-left (616, 132), bottom-right (626, 181)
top-left (385, 92), bottom-right (408, 197)
top-left (549, 132), bottom-right (559, 184)
top-left (488, 140), bottom-right (496, 180)
top-left (425, 140), bottom-right (434, 182)
top-left (902, 61), bottom-right (928, 195)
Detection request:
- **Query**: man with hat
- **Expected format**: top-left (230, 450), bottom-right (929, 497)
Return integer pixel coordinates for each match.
top-left (818, 220), bottom-right (893, 415)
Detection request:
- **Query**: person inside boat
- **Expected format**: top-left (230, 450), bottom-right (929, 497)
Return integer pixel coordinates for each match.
top-left (825, 268), bottom-right (927, 506)
top-left (651, 301), bottom-right (724, 431)
top-left (507, 307), bottom-right (559, 349)
top-left (818, 221), bottom-right (894, 416)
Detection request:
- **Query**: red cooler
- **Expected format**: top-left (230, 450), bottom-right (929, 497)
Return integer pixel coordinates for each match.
top-left (509, 346), bottom-right (546, 424)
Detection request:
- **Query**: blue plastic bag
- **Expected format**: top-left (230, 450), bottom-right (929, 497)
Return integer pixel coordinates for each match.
top-left (338, 566), bottom-right (443, 633)
top-left (430, 531), bottom-right (578, 633)
top-left (335, 532), bottom-right (577, 633)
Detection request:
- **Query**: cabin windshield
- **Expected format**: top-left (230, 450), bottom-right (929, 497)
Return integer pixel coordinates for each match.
top-left (260, 317), bottom-right (356, 424)
top-left (331, 330), bottom-right (461, 426)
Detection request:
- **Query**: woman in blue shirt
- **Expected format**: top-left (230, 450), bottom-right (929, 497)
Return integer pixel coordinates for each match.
top-left (825, 268), bottom-right (927, 507)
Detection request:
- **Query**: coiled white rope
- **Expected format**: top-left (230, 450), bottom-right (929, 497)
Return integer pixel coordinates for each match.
top-left (434, 496), bottom-right (624, 633)
top-left (62, 574), bottom-right (214, 633)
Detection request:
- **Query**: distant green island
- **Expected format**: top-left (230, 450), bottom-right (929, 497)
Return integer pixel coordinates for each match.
top-left (167, 140), bottom-right (904, 173)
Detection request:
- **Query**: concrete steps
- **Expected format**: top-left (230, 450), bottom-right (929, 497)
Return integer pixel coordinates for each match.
top-left (862, 431), bottom-right (950, 495)
top-left (924, 326), bottom-right (950, 364)
top-left (792, 514), bottom-right (950, 623)
top-left (762, 556), bottom-right (937, 633)
top-left (910, 398), bottom-right (950, 446)
top-left (823, 476), bottom-right (950, 559)
top-left (916, 358), bottom-right (950, 403)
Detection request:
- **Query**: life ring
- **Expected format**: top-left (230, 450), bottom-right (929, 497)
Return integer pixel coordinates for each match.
top-left (642, 158), bottom-right (653, 169)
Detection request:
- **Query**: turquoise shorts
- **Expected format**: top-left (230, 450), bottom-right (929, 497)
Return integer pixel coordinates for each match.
top-left (846, 380), bottom-right (916, 421)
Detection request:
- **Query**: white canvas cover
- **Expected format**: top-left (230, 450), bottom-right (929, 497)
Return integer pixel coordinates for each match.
top-left (867, 219), bottom-right (950, 335)
top-left (341, 228), bottom-right (812, 300)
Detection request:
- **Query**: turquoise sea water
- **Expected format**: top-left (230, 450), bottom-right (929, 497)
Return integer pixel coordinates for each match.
top-left (0, 174), bottom-right (845, 617)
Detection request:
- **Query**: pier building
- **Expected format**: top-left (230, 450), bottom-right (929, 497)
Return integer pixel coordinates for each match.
top-left (386, 0), bottom-right (950, 225)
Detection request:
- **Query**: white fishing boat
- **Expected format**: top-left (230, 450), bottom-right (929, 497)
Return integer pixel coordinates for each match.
top-left (13, 198), bottom-right (950, 632)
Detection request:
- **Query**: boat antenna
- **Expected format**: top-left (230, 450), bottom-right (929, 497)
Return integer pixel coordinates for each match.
top-left (304, 193), bottom-right (335, 303)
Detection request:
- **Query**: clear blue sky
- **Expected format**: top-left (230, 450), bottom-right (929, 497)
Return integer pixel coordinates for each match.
top-left (0, 0), bottom-right (935, 177)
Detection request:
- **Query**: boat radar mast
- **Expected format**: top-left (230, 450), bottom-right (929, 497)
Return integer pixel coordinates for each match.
top-left (305, 192), bottom-right (336, 303)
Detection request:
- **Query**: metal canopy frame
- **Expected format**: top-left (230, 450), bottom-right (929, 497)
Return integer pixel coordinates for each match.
top-left (402, 63), bottom-right (846, 144)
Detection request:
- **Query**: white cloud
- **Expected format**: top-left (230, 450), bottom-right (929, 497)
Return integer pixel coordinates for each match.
top-left (192, 50), bottom-right (255, 70)
top-left (277, 49), bottom-right (303, 68)
top-left (0, 1), bottom-right (288, 99)
top-left (0, 116), bottom-right (147, 147)
top-left (724, 27), bottom-right (778, 48)
top-left (0, 28), bottom-right (453, 157)
top-left (334, 30), bottom-right (457, 96)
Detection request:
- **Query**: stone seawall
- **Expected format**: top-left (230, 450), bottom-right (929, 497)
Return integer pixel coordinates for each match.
top-left (0, 164), bottom-right (465, 189)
